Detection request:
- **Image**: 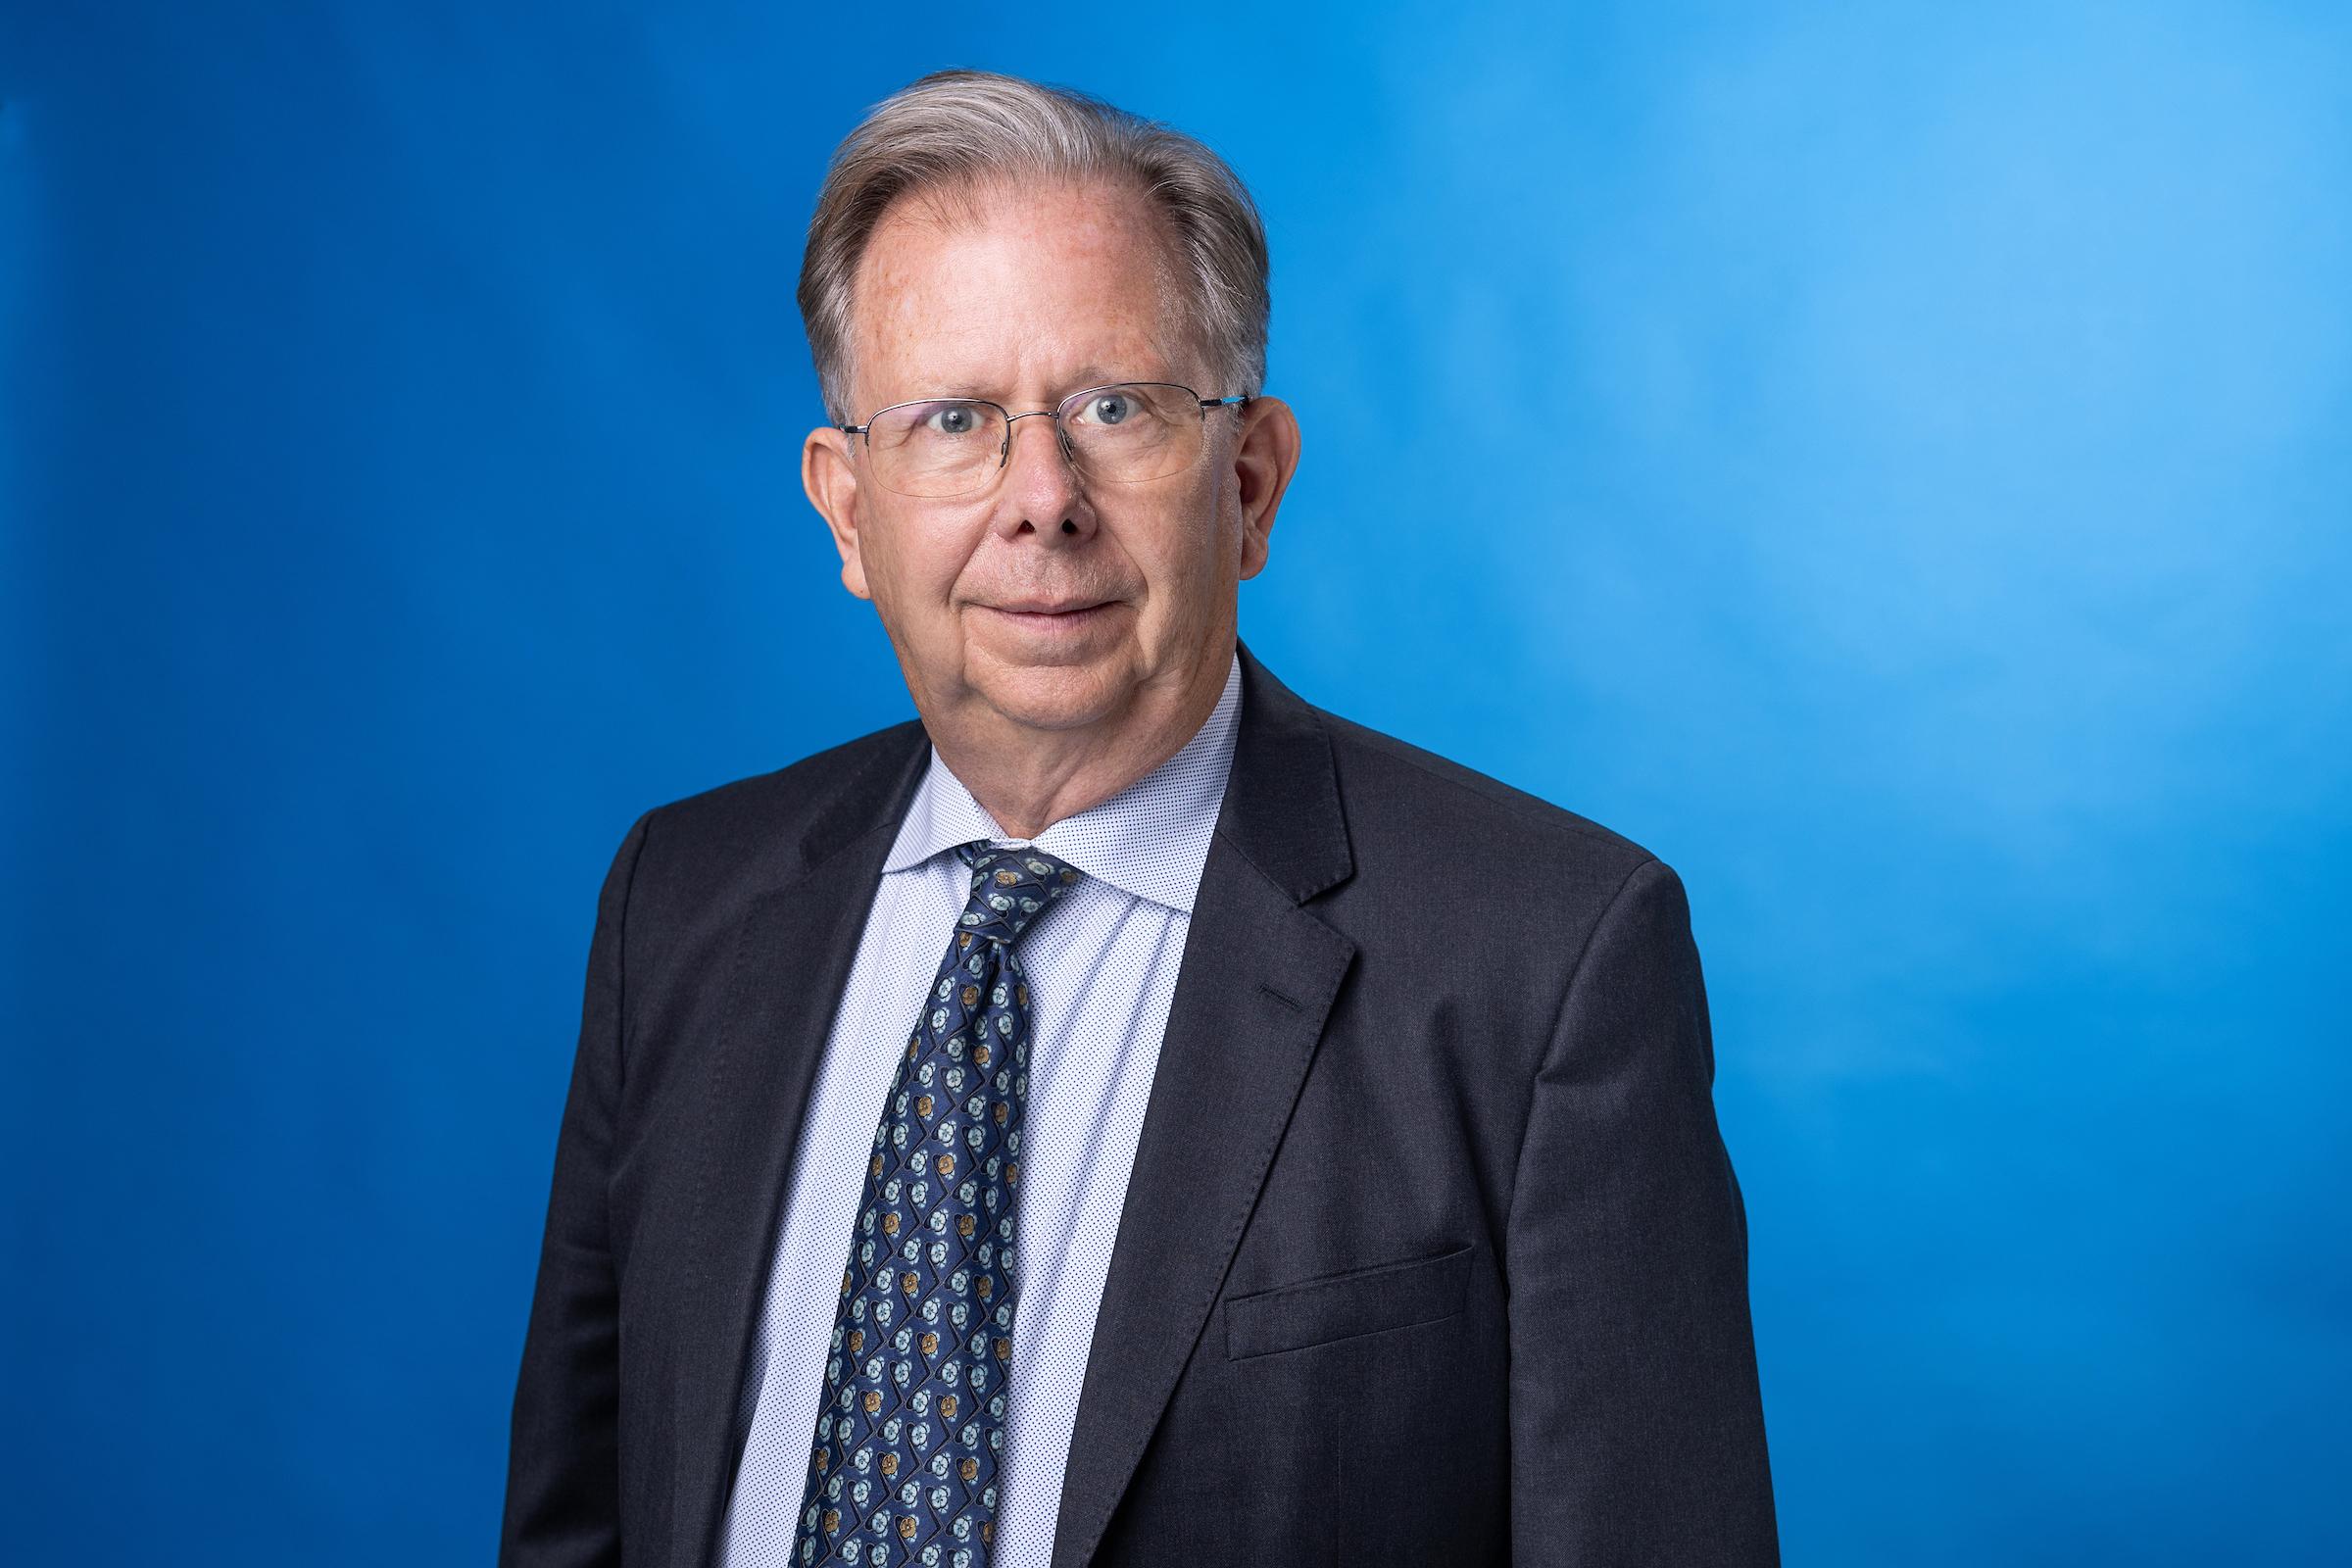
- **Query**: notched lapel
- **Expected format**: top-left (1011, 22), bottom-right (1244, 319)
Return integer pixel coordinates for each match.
top-left (1050, 647), bottom-right (1358, 1568)
top-left (668, 727), bottom-right (929, 1566)
top-left (1050, 846), bottom-right (1354, 1568)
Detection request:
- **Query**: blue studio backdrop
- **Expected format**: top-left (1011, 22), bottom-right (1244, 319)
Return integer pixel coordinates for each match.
top-left (5, 2), bottom-right (2347, 1562)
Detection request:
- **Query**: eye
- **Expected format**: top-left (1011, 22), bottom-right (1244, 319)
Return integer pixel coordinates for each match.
top-left (924, 402), bottom-right (989, 436)
top-left (1078, 390), bottom-right (1134, 426)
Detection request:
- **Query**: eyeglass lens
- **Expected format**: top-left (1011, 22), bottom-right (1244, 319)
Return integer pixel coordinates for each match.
top-left (860, 383), bottom-right (1213, 499)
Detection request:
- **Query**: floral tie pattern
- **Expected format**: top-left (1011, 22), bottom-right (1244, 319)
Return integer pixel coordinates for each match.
top-left (789, 842), bottom-right (1083, 1567)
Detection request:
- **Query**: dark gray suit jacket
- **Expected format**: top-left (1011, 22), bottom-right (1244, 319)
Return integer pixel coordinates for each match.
top-left (502, 645), bottom-right (1778, 1566)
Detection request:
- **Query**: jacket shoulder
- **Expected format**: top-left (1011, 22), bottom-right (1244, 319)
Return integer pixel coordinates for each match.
top-left (1317, 708), bottom-right (1662, 886)
top-left (626, 718), bottom-right (926, 903)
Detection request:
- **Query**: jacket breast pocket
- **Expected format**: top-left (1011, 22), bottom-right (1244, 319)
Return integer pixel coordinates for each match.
top-left (1223, 1242), bottom-right (1475, 1360)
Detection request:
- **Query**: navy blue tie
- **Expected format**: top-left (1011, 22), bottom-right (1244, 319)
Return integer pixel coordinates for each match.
top-left (789, 842), bottom-right (1083, 1568)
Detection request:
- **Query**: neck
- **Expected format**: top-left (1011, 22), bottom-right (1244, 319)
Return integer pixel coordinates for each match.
top-left (924, 648), bottom-right (1233, 841)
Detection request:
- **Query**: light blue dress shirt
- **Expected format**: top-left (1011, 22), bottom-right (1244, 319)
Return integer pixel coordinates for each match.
top-left (718, 654), bottom-right (1244, 1568)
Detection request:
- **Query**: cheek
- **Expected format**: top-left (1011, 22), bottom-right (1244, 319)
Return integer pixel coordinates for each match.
top-left (864, 508), bottom-right (985, 613)
top-left (1170, 475), bottom-right (1244, 585)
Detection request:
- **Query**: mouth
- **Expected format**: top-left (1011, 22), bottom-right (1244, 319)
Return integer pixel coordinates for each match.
top-left (976, 599), bottom-right (1121, 633)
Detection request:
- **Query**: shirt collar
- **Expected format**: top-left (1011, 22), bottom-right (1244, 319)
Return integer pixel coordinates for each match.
top-left (882, 652), bottom-right (1244, 914)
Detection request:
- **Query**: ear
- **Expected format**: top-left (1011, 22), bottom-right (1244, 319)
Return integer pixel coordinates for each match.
top-left (803, 424), bottom-right (871, 600)
top-left (1230, 395), bottom-right (1300, 581)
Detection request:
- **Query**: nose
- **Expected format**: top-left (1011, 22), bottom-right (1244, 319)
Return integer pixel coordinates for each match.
top-left (993, 411), bottom-right (1096, 541)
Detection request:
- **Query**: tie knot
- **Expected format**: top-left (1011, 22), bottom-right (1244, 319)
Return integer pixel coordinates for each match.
top-left (955, 842), bottom-right (1083, 946)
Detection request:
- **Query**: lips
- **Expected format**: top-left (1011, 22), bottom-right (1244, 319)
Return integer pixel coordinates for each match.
top-left (973, 599), bottom-right (1123, 643)
top-left (987, 597), bottom-right (1112, 615)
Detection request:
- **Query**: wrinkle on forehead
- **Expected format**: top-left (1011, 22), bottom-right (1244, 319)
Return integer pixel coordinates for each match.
top-left (885, 172), bottom-right (1181, 275)
top-left (843, 174), bottom-right (1204, 408)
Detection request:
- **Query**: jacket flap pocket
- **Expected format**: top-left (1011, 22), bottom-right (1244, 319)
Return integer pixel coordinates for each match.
top-left (1224, 1242), bottom-right (1474, 1360)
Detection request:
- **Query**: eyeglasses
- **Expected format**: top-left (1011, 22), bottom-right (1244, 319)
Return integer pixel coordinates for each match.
top-left (840, 381), bottom-right (1252, 499)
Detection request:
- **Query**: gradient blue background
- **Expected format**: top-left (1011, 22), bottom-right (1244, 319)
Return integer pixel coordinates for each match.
top-left (5, 2), bottom-right (2347, 1561)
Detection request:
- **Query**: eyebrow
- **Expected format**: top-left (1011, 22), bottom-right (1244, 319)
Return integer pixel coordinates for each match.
top-left (893, 367), bottom-right (1164, 408)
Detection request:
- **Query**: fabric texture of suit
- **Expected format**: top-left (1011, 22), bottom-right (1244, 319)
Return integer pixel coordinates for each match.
top-left (501, 643), bottom-right (1779, 1566)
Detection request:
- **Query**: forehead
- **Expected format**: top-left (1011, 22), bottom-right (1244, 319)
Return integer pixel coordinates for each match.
top-left (848, 176), bottom-right (1199, 404)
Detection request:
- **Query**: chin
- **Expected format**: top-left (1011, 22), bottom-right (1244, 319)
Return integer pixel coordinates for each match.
top-left (968, 654), bottom-right (1140, 732)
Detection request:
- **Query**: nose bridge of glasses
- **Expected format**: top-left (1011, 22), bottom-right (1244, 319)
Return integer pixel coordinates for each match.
top-left (1001, 407), bottom-right (1076, 467)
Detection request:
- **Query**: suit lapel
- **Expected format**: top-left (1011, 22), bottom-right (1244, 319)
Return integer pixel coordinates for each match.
top-left (1051, 645), bottom-right (1358, 1568)
top-left (662, 647), bottom-right (1356, 1568)
top-left (670, 724), bottom-right (931, 1566)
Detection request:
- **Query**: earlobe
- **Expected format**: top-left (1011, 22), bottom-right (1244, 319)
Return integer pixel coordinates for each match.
top-left (804, 427), bottom-right (873, 601)
top-left (1234, 395), bottom-right (1301, 580)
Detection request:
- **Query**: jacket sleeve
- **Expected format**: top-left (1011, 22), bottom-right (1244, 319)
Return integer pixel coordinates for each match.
top-left (500, 810), bottom-right (652, 1567)
top-left (1505, 857), bottom-right (1780, 1564)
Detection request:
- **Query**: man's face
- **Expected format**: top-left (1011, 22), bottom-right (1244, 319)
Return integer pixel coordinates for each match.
top-left (805, 177), bottom-right (1290, 739)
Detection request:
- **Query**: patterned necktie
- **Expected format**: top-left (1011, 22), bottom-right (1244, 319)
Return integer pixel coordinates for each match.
top-left (789, 842), bottom-right (1083, 1568)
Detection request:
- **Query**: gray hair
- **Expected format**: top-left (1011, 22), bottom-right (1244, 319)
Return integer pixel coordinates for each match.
top-left (798, 70), bottom-right (1270, 421)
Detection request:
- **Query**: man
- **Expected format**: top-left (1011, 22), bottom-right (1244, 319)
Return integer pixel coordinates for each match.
top-left (502, 69), bottom-right (1777, 1568)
